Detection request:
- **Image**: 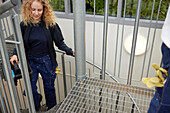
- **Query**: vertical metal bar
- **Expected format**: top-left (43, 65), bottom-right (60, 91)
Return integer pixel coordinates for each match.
top-left (5, 17), bottom-right (12, 36)
top-left (101, 0), bottom-right (109, 80)
top-left (73, 0), bottom-right (86, 81)
top-left (68, 61), bottom-right (72, 88)
top-left (16, 0), bottom-right (21, 13)
top-left (2, 19), bottom-right (8, 38)
top-left (0, 18), bottom-right (20, 113)
top-left (93, 0), bottom-right (97, 74)
top-left (65, 0), bottom-right (71, 15)
top-left (61, 54), bottom-right (67, 97)
top-left (117, 0), bottom-right (123, 18)
top-left (12, 15), bottom-right (36, 113)
top-left (118, 0), bottom-right (127, 78)
top-left (5, 18), bottom-right (10, 37)
top-left (88, 68), bottom-right (90, 77)
top-left (92, 0), bottom-right (101, 75)
top-left (114, 5), bottom-right (121, 76)
top-left (64, 0), bottom-right (68, 14)
top-left (127, 0), bottom-right (142, 85)
top-left (0, 85), bottom-right (7, 113)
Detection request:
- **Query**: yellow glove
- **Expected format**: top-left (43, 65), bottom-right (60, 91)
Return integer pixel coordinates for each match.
top-left (142, 63), bottom-right (168, 88)
top-left (55, 66), bottom-right (61, 74)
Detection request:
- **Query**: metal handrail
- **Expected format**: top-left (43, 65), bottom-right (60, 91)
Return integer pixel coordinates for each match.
top-left (0, 0), bottom-right (18, 15)
top-left (55, 49), bottom-right (66, 54)
top-left (55, 49), bottom-right (119, 83)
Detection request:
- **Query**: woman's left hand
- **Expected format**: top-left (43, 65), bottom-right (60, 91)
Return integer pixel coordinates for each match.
top-left (73, 51), bottom-right (75, 56)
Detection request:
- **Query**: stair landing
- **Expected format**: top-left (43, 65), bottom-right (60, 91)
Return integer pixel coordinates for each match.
top-left (57, 77), bottom-right (155, 113)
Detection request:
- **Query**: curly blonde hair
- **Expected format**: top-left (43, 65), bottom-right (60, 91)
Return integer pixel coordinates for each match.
top-left (21, 0), bottom-right (56, 28)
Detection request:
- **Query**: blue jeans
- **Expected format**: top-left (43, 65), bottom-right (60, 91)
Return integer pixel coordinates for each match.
top-left (27, 54), bottom-right (57, 109)
top-left (148, 43), bottom-right (170, 113)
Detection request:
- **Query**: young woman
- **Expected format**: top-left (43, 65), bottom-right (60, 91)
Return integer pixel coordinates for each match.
top-left (10, 0), bottom-right (75, 111)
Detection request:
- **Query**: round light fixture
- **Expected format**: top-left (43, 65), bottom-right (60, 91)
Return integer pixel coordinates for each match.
top-left (124, 35), bottom-right (148, 55)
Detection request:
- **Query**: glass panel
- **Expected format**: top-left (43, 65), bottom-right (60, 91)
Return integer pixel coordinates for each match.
top-left (122, 0), bottom-right (170, 21)
top-left (70, 0), bottom-right (118, 16)
top-left (49, 0), bottom-right (65, 12)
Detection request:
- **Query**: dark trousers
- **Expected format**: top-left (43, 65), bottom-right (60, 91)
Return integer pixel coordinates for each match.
top-left (148, 43), bottom-right (170, 113)
top-left (27, 54), bottom-right (57, 109)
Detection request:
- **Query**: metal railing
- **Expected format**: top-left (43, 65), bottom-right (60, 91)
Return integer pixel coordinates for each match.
top-left (90, 0), bottom-right (164, 85)
top-left (0, 0), bottom-right (164, 112)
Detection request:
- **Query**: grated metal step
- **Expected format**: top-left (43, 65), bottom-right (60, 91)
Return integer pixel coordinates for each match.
top-left (57, 77), bottom-right (154, 113)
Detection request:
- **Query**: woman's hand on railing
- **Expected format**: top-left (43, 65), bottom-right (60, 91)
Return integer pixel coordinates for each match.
top-left (55, 49), bottom-right (75, 57)
top-left (10, 55), bottom-right (18, 65)
top-left (73, 51), bottom-right (75, 56)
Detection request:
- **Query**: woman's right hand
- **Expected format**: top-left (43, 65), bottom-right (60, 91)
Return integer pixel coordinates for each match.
top-left (10, 55), bottom-right (18, 65)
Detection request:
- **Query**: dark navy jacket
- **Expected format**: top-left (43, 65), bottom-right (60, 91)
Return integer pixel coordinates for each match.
top-left (13, 21), bottom-right (73, 67)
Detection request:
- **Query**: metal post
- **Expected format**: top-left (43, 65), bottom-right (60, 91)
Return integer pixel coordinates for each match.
top-left (12, 15), bottom-right (36, 113)
top-left (73, 0), bottom-right (86, 81)
top-left (0, 0), bottom-right (18, 15)
top-left (117, 0), bottom-right (123, 18)
top-left (101, 0), bottom-right (109, 80)
top-left (64, 0), bottom-right (71, 15)
top-left (61, 54), bottom-right (67, 97)
top-left (127, 0), bottom-right (142, 85)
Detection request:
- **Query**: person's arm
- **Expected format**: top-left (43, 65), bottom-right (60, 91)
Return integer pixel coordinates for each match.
top-left (50, 23), bottom-right (74, 56)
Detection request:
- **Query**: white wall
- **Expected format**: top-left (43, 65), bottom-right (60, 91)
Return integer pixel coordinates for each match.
top-left (55, 18), bottom-right (163, 87)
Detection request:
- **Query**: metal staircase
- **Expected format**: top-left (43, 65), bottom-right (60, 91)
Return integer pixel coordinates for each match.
top-left (0, 0), bottom-right (162, 113)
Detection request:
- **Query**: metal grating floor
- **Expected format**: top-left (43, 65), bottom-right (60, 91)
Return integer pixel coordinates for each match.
top-left (57, 77), bottom-right (155, 113)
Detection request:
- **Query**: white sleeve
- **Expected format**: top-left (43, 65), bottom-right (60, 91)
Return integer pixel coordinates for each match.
top-left (161, 4), bottom-right (170, 48)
